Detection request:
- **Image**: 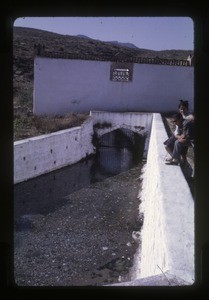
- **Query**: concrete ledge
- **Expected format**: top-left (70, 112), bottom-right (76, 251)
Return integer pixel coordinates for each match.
top-left (134, 113), bottom-right (194, 285)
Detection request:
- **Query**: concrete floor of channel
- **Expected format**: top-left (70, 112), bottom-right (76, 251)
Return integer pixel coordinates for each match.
top-left (14, 164), bottom-right (144, 287)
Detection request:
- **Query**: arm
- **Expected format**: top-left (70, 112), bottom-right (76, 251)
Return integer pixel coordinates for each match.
top-left (177, 120), bottom-right (194, 143)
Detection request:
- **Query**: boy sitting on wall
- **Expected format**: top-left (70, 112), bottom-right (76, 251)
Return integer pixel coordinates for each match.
top-left (164, 113), bottom-right (194, 166)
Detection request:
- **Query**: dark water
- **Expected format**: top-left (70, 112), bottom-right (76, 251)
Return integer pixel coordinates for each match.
top-left (14, 132), bottom-right (145, 286)
top-left (14, 132), bottom-right (145, 230)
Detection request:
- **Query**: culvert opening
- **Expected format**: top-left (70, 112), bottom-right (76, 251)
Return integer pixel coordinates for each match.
top-left (14, 128), bottom-right (146, 286)
top-left (91, 128), bottom-right (145, 181)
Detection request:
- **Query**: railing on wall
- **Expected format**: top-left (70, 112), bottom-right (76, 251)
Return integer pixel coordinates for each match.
top-left (34, 44), bottom-right (193, 67)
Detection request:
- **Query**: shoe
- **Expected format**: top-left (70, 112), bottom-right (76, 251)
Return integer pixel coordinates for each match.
top-left (165, 157), bottom-right (173, 162)
top-left (165, 160), bottom-right (179, 166)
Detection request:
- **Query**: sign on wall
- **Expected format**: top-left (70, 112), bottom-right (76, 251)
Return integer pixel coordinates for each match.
top-left (110, 62), bottom-right (134, 82)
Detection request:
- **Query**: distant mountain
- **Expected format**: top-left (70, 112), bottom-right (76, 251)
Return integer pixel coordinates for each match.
top-left (76, 35), bottom-right (138, 49)
top-left (76, 34), bottom-right (92, 39)
top-left (108, 40), bottom-right (138, 49)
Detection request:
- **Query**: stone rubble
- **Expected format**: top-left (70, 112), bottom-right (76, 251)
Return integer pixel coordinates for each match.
top-left (14, 164), bottom-right (144, 287)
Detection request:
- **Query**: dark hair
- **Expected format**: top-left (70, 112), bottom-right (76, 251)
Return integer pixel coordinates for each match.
top-left (172, 113), bottom-right (183, 121)
top-left (178, 99), bottom-right (189, 109)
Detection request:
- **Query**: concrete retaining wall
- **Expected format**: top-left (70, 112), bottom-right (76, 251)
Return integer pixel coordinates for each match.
top-left (14, 118), bottom-right (95, 184)
top-left (14, 112), bottom-right (154, 183)
top-left (136, 113), bottom-right (194, 285)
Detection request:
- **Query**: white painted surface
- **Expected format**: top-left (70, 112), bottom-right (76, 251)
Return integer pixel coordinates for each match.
top-left (137, 113), bottom-right (194, 284)
top-left (14, 118), bottom-right (94, 184)
top-left (90, 111), bottom-right (152, 130)
top-left (34, 57), bottom-right (194, 115)
top-left (90, 111), bottom-right (153, 158)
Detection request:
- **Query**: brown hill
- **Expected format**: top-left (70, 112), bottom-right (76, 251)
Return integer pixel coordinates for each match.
top-left (13, 26), bottom-right (193, 141)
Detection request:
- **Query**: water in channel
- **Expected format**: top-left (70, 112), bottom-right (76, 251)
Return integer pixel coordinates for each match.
top-left (14, 129), bottom-right (145, 286)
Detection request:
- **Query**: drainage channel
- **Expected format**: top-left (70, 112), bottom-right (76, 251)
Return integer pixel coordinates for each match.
top-left (14, 136), bottom-right (145, 286)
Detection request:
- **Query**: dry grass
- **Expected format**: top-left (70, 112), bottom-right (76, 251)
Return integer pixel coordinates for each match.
top-left (13, 111), bottom-right (89, 141)
top-left (13, 78), bottom-right (89, 142)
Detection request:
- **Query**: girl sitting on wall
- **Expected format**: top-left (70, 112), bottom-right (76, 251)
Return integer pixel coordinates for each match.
top-left (163, 99), bottom-right (194, 163)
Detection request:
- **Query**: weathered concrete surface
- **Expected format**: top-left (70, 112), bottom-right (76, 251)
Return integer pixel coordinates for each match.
top-left (134, 113), bottom-right (194, 284)
top-left (14, 118), bottom-right (94, 184)
top-left (14, 112), bottom-right (153, 183)
top-left (90, 111), bottom-right (153, 158)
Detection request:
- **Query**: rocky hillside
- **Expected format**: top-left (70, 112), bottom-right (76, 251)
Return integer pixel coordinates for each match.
top-left (13, 26), bottom-right (193, 89)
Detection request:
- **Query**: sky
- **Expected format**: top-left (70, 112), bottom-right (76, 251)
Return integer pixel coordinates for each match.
top-left (14, 17), bottom-right (194, 51)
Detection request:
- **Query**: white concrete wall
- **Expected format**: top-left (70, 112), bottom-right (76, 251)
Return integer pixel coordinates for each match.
top-left (90, 111), bottom-right (152, 137)
top-left (90, 111), bottom-right (153, 158)
top-left (14, 112), bottom-right (153, 183)
top-left (14, 118), bottom-right (94, 184)
top-left (137, 113), bottom-right (194, 284)
top-left (90, 111), bottom-right (152, 129)
top-left (34, 57), bottom-right (194, 115)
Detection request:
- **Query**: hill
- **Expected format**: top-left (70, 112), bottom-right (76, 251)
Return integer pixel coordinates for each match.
top-left (13, 26), bottom-right (193, 87)
top-left (13, 26), bottom-right (193, 141)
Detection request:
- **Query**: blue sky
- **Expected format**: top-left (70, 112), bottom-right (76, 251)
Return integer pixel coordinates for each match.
top-left (14, 17), bottom-right (194, 51)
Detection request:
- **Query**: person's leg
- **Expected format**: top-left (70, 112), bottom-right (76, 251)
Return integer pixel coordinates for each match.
top-left (165, 140), bottom-right (182, 165)
top-left (164, 136), bottom-right (175, 160)
top-left (180, 146), bottom-right (189, 163)
top-left (172, 140), bottom-right (182, 162)
top-left (165, 145), bottom-right (173, 158)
